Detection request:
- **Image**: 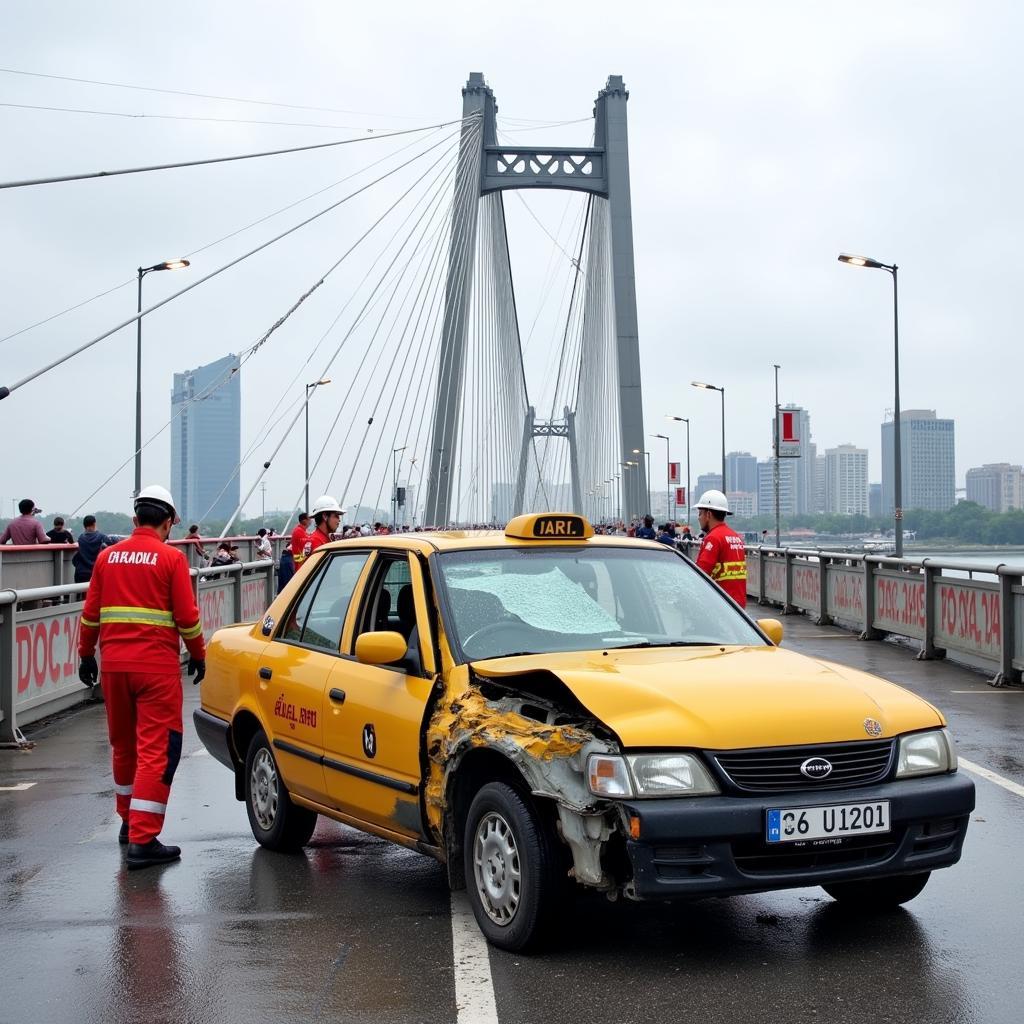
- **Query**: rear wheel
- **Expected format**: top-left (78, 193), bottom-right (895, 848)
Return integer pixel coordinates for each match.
top-left (822, 871), bottom-right (931, 908)
top-left (464, 782), bottom-right (561, 952)
top-left (244, 731), bottom-right (317, 851)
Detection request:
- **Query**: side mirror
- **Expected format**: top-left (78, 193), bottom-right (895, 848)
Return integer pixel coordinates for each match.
top-left (355, 630), bottom-right (408, 666)
top-left (757, 618), bottom-right (784, 646)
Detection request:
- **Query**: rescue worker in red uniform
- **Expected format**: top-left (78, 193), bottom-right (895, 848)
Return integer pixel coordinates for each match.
top-left (303, 494), bottom-right (345, 561)
top-left (78, 485), bottom-right (206, 870)
top-left (694, 489), bottom-right (747, 607)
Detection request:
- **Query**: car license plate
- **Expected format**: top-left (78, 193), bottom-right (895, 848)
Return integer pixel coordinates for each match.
top-left (766, 801), bottom-right (890, 843)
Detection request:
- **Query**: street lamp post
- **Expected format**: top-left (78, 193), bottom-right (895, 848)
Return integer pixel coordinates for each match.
top-left (839, 254), bottom-right (902, 556)
top-left (666, 415), bottom-right (691, 526)
top-left (621, 461), bottom-right (639, 521)
top-left (652, 434), bottom-right (671, 521)
top-left (391, 446), bottom-right (407, 529)
top-left (632, 449), bottom-right (651, 514)
top-left (773, 364), bottom-right (781, 547)
top-left (613, 473), bottom-right (621, 523)
top-left (304, 378), bottom-right (331, 512)
top-left (692, 381), bottom-right (726, 492)
top-left (135, 258), bottom-right (189, 497)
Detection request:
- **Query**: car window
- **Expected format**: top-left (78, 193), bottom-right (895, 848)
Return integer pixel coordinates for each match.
top-left (354, 556), bottom-right (411, 639)
top-left (281, 552), bottom-right (369, 652)
top-left (437, 546), bottom-right (764, 661)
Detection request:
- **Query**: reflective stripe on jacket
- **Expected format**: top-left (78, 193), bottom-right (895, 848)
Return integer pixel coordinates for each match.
top-left (695, 522), bottom-right (748, 607)
top-left (79, 526), bottom-right (206, 672)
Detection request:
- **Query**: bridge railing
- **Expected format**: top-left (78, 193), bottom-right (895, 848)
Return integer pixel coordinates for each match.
top-left (0, 558), bottom-right (276, 746)
top-left (746, 546), bottom-right (1023, 687)
top-left (0, 534), bottom-right (289, 590)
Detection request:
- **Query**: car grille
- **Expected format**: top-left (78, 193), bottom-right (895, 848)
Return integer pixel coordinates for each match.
top-left (733, 832), bottom-right (901, 874)
top-left (713, 739), bottom-right (895, 793)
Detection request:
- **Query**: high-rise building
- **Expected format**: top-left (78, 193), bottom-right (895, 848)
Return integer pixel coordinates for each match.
top-left (965, 464), bottom-right (1024, 513)
top-left (813, 452), bottom-right (827, 514)
top-left (758, 460), bottom-right (798, 517)
top-left (171, 353), bottom-right (241, 524)
top-left (490, 482), bottom-right (515, 524)
top-left (696, 472), bottom-right (723, 498)
top-left (727, 492), bottom-right (757, 518)
top-left (825, 444), bottom-right (869, 515)
top-left (869, 483), bottom-right (882, 518)
top-left (726, 452), bottom-right (758, 494)
top-left (881, 410), bottom-right (955, 513)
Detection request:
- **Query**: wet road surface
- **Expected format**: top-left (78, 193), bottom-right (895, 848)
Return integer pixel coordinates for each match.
top-left (2, 604), bottom-right (1022, 1024)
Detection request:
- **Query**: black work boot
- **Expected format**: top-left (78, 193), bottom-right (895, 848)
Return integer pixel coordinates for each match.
top-left (119, 820), bottom-right (129, 845)
top-left (126, 839), bottom-right (181, 870)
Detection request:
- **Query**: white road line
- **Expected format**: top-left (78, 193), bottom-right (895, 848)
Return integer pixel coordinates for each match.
top-left (450, 892), bottom-right (499, 1024)
top-left (0, 782), bottom-right (36, 792)
top-left (960, 758), bottom-right (1024, 799)
top-left (189, 748), bottom-right (210, 757)
top-left (949, 690), bottom-right (1023, 694)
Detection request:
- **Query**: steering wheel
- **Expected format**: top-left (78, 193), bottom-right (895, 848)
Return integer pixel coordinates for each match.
top-left (461, 620), bottom-right (539, 658)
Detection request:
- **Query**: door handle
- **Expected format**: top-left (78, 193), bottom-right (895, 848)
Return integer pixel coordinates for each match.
top-left (329, 688), bottom-right (346, 704)
top-left (259, 667), bottom-right (272, 680)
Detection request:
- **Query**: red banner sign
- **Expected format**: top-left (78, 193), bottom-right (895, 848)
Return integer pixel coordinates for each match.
top-left (675, 487), bottom-right (686, 506)
top-left (669, 462), bottom-right (680, 484)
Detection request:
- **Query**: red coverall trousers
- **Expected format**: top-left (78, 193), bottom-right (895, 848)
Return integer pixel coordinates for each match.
top-left (104, 671), bottom-right (184, 844)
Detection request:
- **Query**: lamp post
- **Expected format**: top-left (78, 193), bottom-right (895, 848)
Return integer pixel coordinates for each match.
top-left (691, 381), bottom-right (726, 492)
top-left (304, 378), bottom-right (331, 512)
top-left (613, 473), bottom-right (621, 524)
top-left (839, 253), bottom-right (902, 556)
top-left (773, 364), bottom-right (781, 547)
top-left (135, 258), bottom-right (189, 497)
top-left (666, 415), bottom-right (691, 526)
top-left (632, 449), bottom-right (651, 515)
top-left (652, 434), bottom-right (671, 521)
top-left (391, 446), bottom-right (407, 529)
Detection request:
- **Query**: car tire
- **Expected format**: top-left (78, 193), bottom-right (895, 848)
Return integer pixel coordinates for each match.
top-left (821, 871), bottom-right (931, 908)
top-left (244, 730), bottom-right (317, 852)
top-left (463, 781), bottom-right (561, 952)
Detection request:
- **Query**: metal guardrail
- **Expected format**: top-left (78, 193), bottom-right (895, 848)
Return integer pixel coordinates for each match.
top-left (747, 546), bottom-right (1023, 687)
top-left (0, 558), bottom-right (276, 746)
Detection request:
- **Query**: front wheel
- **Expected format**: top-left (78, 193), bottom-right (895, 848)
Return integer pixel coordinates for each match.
top-left (463, 782), bottom-right (561, 952)
top-left (822, 871), bottom-right (931, 908)
top-left (244, 731), bottom-right (317, 851)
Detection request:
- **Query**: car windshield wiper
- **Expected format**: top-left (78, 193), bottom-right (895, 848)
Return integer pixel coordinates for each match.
top-left (607, 640), bottom-right (719, 650)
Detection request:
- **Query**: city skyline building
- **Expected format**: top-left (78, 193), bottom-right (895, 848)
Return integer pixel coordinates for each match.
top-left (965, 463), bottom-right (1024, 513)
top-left (726, 451), bottom-right (758, 494)
top-left (881, 409), bottom-right (955, 514)
top-left (825, 444), bottom-right (869, 516)
top-left (170, 353), bottom-right (240, 525)
top-left (758, 459), bottom-right (797, 517)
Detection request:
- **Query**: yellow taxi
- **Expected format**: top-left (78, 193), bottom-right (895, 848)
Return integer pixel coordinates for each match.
top-left (195, 513), bottom-right (974, 951)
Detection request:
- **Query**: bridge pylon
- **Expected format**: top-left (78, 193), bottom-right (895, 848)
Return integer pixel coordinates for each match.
top-left (423, 72), bottom-right (647, 526)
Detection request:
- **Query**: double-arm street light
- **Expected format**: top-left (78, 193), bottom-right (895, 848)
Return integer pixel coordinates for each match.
top-left (666, 415), bottom-right (691, 526)
top-left (691, 381), bottom-right (726, 492)
top-left (305, 378), bottom-right (332, 512)
top-left (135, 258), bottom-right (189, 497)
top-left (839, 253), bottom-right (903, 556)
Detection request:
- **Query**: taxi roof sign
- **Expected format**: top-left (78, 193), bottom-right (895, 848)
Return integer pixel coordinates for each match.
top-left (504, 513), bottom-right (594, 541)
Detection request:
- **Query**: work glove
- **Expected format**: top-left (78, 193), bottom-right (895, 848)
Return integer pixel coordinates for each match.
top-left (187, 658), bottom-right (206, 685)
top-left (79, 655), bottom-right (98, 687)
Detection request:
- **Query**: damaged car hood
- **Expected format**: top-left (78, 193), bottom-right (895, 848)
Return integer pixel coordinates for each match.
top-left (471, 645), bottom-right (943, 749)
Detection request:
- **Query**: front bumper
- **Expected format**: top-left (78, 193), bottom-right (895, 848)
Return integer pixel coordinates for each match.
top-left (193, 708), bottom-right (236, 771)
top-left (621, 772), bottom-right (974, 900)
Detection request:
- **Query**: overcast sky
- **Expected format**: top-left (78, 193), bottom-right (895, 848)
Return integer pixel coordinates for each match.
top-left (2, 1), bottom-right (1020, 520)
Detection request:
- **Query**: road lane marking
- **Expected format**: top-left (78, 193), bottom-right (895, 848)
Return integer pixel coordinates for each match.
top-left (0, 783), bottom-right (36, 791)
top-left (189, 748), bottom-right (210, 757)
top-left (949, 690), bottom-right (1023, 694)
top-left (960, 758), bottom-right (1024, 799)
top-left (450, 892), bottom-right (499, 1024)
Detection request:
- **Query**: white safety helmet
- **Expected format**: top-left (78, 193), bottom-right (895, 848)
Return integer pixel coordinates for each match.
top-left (310, 494), bottom-right (346, 518)
top-left (134, 483), bottom-right (180, 524)
top-left (695, 489), bottom-right (732, 515)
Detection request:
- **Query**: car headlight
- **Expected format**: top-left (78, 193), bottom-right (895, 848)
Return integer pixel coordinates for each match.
top-left (587, 753), bottom-right (719, 798)
top-left (895, 728), bottom-right (957, 778)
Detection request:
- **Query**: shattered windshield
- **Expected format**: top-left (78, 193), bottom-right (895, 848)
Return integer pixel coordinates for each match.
top-left (437, 545), bottom-right (763, 661)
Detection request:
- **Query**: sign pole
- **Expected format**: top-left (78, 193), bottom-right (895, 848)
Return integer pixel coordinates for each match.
top-left (773, 364), bottom-right (781, 547)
